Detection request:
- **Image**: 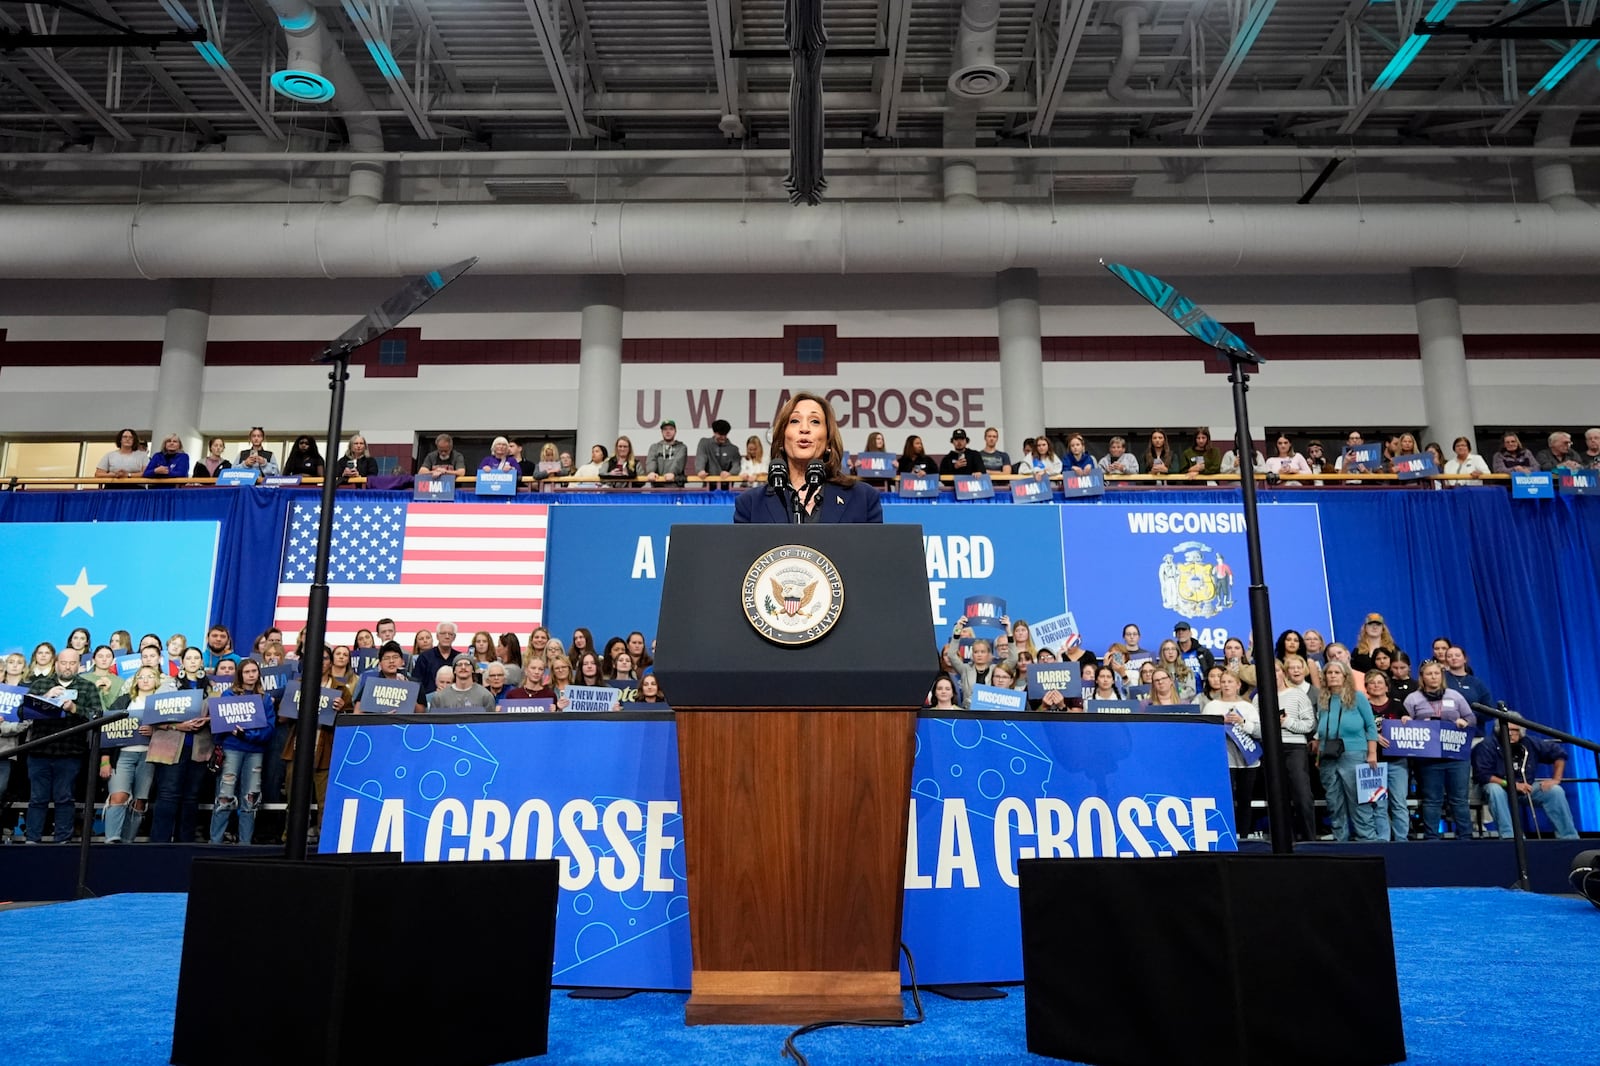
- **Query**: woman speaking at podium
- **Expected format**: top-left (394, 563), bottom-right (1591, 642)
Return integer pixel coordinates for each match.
top-left (734, 391), bottom-right (883, 524)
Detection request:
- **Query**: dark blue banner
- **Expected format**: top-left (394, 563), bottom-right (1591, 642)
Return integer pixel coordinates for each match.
top-left (320, 713), bottom-right (1234, 988)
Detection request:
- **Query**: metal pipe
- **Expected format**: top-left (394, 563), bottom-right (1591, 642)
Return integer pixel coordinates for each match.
top-left (4, 146), bottom-right (1600, 165)
top-left (4, 199), bottom-right (1599, 279)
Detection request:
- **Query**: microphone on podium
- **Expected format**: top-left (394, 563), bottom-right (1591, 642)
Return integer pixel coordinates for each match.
top-left (767, 458), bottom-right (789, 494)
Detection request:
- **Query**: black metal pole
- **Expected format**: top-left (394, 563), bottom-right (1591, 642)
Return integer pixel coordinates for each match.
top-left (76, 724), bottom-right (104, 898)
top-left (1228, 359), bottom-right (1293, 853)
top-left (1496, 713), bottom-right (1532, 891)
top-left (284, 353), bottom-right (350, 861)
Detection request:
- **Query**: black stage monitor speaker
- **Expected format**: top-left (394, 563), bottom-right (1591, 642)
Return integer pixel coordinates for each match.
top-left (1573, 849), bottom-right (1600, 908)
top-left (1019, 853), bottom-right (1405, 1066)
top-left (172, 856), bottom-right (559, 1066)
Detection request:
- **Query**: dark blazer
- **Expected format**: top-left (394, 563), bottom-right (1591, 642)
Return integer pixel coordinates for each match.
top-left (733, 480), bottom-right (883, 524)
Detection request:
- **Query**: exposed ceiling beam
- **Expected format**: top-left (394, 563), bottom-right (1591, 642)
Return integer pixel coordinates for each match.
top-left (566, 0), bottom-right (605, 95)
top-left (706, 0), bottom-right (740, 129)
top-left (155, 0), bottom-right (281, 139)
top-left (0, 4), bottom-right (131, 140)
top-left (341, 0), bottom-right (435, 138)
top-left (874, 0), bottom-right (912, 136)
top-left (521, 0), bottom-right (592, 137)
top-left (1030, 0), bottom-right (1095, 135)
top-left (1338, 0), bottom-right (1437, 135)
top-left (83, 0), bottom-right (216, 141)
top-left (0, 55), bottom-right (83, 138)
top-left (1186, 0), bottom-right (1277, 134)
top-left (1292, 0), bottom-right (1369, 93)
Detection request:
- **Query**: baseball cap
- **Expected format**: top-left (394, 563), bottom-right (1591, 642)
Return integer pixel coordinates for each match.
top-left (951, 429), bottom-right (969, 442)
top-left (1173, 621), bottom-right (1192, 632)
top-left (660, 419), bottom-right (676, 429)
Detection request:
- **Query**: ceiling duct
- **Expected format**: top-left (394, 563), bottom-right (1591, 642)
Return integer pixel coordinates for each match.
top-left (948, 0), bottom-right (1010, 99)
top-left (484, 179), bottom-right (579, 203)
top-left (265, 0), bottom-right (385, 202)
top-left (1052, 174), bottom-right (1140, 197)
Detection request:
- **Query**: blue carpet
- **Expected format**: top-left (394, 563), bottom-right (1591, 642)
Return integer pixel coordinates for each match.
top-left (3, 888), bottom-right (1595, 1065)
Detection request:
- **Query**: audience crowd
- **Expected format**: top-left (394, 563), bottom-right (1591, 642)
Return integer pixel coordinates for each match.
top-left (0, 620), bottom-right (666, 846)
top-left (1, 606), bottom-right (1584, 845)
top-left (73, 425), bottom-right (1600, 490)
top-left (934, 610), bottom-right (1582, 843)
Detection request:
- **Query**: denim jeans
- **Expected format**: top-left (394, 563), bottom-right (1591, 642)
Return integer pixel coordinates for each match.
top-left (1415, 758), bottom-right (1472, 838)
top-left (1376, 759), bottom-right (1410, 841)
top-left (1318, 752), bottom-right (1378, 841)
top-left (25, 754), bottom-right (81, 842)
top-left (209, 748), bottom-right (264, 844)
top-left (104, 747), bottom-right (156, 842)
top-left (1483, 781), bottom-right (1578, 840)
top-left (149, 742), bottom-right (209, 843)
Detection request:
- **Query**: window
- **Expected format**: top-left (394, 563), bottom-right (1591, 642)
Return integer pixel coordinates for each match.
top-left (379, 340), bottom-right (407, 366)
top-left (795, 336), bottom-right (825, 365)
top-left (3, 441), bottom-right (91, 479)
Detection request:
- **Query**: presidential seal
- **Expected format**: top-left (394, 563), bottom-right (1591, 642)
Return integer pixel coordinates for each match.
top-left (741, 545), bottom-right (845, 645)
top-left (1158, 540), bottom-right (1234, 620)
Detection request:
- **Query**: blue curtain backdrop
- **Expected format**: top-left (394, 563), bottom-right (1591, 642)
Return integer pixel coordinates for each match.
top-left (4, 484), bottom-right (1596, 826)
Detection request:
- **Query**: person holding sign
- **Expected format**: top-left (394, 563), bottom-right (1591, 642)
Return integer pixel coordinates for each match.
top-left (147, 655), bottom-right (214, 844)
top-left (1202, 671), bottom-right (1261, 837)
top-left (0, 676), bottom-right (29, 829)
top-left (355, 643), bottom-right (424, 714)
top-left (282, 649), bottom-right (352, 830)
top-left (1402, 661), bottom-right (1476, 839)
top-left (1314, 661), bottom-right (1380, 842)
top-left (734, 392), bottom-right (883, 524)
top-left (23, 648), bottom-right (101, 844)
top-left (208, 660), bottom-right (275, 844)
top-left (1365, 670), bottom-right (1413, 842)
top-left (544, 656), bottom-right (575, 710)
top-left (101, 666), bottom-right (163, 842)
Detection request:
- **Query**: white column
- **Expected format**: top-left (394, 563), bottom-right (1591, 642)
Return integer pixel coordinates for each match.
top-left (997, 268), bottom-right (1044, 444)
top-left (576, 277), bottom-right (624, 458)
top-left (149, 280), bottom-right (212, 457)
top-left (1411, 268), bottom-right (1475, 448)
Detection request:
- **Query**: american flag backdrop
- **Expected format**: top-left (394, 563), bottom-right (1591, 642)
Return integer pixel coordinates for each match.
top-left (274, 500), bottom-right (547, 645)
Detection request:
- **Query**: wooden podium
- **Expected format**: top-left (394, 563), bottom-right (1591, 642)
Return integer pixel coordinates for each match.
top-left (656, 523), bottom-right (933, 1025)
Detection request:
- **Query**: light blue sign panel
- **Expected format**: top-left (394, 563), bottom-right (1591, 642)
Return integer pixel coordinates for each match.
top-left (0, 521), bottom-right (219, 657)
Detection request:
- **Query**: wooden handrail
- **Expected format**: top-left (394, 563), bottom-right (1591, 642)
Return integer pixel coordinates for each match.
top-left (0, 470), bottom-right (1519, 491)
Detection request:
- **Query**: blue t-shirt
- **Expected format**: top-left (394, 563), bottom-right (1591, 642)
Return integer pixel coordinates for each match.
top-left (979, 450), bottom-right (1011, 473)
